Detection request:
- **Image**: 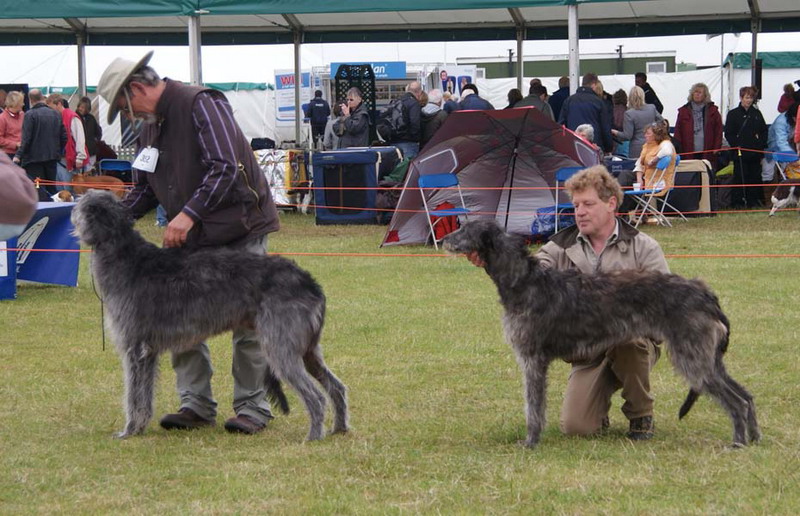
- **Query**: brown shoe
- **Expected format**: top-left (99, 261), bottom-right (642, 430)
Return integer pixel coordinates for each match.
top-left (626, 416), bottom-right (655, 441)
top-left (159, 407), bottom-right (215, 431)
top-left (224, 414), bottom-right (268, 435)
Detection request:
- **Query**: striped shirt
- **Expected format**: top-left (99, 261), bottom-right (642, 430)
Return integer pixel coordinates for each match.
top-left (124, 91), bottom-right (243, 223)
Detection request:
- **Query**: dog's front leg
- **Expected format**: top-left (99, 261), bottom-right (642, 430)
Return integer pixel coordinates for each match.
top-left (519, 354), bottom-right (549, 448)
top-left (114, 346), bottom-right (158, 439)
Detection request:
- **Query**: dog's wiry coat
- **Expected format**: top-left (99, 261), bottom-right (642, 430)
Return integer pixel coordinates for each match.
top-left (71, 191), bottom-right (348, 440)
top-left (443, 219), bottom-right (760, 448)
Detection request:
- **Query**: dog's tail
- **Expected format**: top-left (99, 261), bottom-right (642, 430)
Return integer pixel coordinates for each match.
top-left (265, 365), bottom-right (290, 415)
top-left (679, 312), bottom-right (731, 420)
top-left (678, 389), bottom-right (700, 419)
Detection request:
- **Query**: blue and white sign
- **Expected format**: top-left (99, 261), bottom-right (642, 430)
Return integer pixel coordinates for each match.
top-left (274, 70), bottom-right (313, 123)
top-left (0, 203), bottom-right (80, 299)
top-left (330, 62), bottom-right (407, 80)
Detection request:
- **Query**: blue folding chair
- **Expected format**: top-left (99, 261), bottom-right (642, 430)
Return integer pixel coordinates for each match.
top-left (553, 166), bottom-right (583, 232)
top-left (418, 173), bottom-right (472, 249)
top-left (772, 151), bottom-right (800, 181)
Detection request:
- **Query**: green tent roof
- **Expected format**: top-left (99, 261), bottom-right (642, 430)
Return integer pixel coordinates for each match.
top-left (726, 51), bottom-right (800, 69)
top-left (1, 1), bottom-right (799, 45)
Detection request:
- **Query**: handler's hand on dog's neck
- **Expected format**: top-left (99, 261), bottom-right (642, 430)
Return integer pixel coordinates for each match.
top-left (163, 212), bottom-right (195, 248)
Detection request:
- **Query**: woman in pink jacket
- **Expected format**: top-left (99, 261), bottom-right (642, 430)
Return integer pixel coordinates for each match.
top-left (0, 91), bottom-right (25, 160)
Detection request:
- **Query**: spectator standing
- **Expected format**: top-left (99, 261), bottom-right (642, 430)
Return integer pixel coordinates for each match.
top-left (635, 72), bottom-right (664, 114)
top-left (323, 102), bottom-right (342, 150)
top-left (724, 86), bottom-right (768, 208)
top-left (76, 96), bottom-right (102, 173)
top-left (673, 82), bottom-right (723, 165)
top-left (390, 81), bottom-right (423, 160)
top-left (334, 87), bottom-right (370, 148)
top-left (97, 50), bottom-right (280, 435)
top-left (458, 83), bottom-right (494, 111)
top-left (46, 94), bottom-right (88, 193)
top-left (559, 73), bottom-right (613, 154)
top-left (15, 89), bottom-right (66, 200)
top-left (421, 88), bottom-right (448, 150)
top-left (777, 84), bottom-right (796, 113)
top-left (304, 90), bottom-right (331, 148)
top-left (612, 86), bottom-right (663, 160)
top-left (505, 88), bottom-right (523, 109)
top-left (549, 76), bottom-right (570, 121)
top-left (0, 91), bottom-right (25, 160)
top-left (442, 91), bottom-right (460, 114)
top-left (515, 84), bottom-right (555, 121)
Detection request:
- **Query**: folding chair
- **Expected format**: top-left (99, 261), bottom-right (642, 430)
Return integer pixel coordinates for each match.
top-left (418, 173), bottom-right (472, 249)
top-left (653, 155), bottom-right (688, 224)
top-left (624, 155), bottom-right (674, 227)
top-left (772, 151), bottom-right (800, 181)
top-left (553, 166), bottom-right (583, 232)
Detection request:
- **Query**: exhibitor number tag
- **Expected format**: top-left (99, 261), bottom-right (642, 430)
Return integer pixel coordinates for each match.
top-left (133, 146), bottom-right (159, 173)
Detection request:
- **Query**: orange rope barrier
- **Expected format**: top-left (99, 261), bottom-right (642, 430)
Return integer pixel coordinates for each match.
top-left (6, 248), bottom-right (800, 259)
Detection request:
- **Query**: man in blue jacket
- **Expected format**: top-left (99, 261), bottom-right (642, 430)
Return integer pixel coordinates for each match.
top-left (548, 76), bottom-right (570, 121)
top-left (304, 90), bottom-right (331, 147)
top-left (458, 83), bottom-right (495, 111)
top-left (558, 73), bottom-right (613, 154)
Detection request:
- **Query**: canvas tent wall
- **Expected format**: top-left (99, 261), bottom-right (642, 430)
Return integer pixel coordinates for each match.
top-left (79, 82), bottom-right (277, 148)
top-left (382, 107), bottom-right (601, 246)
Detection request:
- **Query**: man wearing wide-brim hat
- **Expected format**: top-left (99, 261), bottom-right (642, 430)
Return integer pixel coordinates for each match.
top-left (98, 51), bottom-right (280, 436)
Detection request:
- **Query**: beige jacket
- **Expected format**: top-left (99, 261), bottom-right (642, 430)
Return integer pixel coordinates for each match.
top-left (537, 218), bottom-right (669, 275)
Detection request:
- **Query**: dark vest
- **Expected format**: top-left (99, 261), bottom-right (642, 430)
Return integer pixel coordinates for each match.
top-left (139, 80), bottom-right (279, 248)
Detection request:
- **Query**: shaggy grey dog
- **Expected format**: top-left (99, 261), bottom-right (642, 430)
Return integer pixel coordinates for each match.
top-left (443, 219), bottom-right (760, 448)
top-left (71, 191), bottom-right (348, 441)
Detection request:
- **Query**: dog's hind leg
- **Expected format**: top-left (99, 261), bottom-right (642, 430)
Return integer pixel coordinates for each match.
top-left (721, 373), bottom-right (761, 443)
top-left (304, 346), bottom-right (349, 435)
top-left (702, 374), bottom-right (749, 447)
top-left (518, 353), bottom-right (549, 448)
top-left (116, 346), bottom-right (158, 438)
top-left (275, 354), bottom-right (328, 441)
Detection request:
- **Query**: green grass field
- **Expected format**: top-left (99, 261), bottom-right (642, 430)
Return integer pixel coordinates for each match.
top-left (2, 211), bottom-right (799, 514)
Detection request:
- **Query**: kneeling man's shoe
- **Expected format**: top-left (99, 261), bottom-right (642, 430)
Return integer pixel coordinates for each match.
top-left (159, 407), bottom-right (215, 431)
top-left (224, 414), bottom-right (268, 435)
top-left (626, 416), bottom-right (654, 441)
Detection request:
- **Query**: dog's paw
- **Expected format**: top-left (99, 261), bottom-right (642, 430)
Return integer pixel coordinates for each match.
top-left (518, 438), bottom-right (539, 449)
top-left (329, 426), bottom-right (349, 436)
top-left (113, 430), bottom-right (133, 439)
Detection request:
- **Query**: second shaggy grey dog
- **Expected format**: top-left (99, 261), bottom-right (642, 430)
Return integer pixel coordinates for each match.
top-left (443, 219), bottom-right (760, 448)
top-left (71, 191), bottom-right (349, 441)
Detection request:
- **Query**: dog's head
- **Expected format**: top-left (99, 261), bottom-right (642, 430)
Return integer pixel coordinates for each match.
top-left (71, 190), bottom-right (134, 247)
top-left (51, 190), bottom-right (74, 203)
top-left (443, 219), bottom-right (529, 268)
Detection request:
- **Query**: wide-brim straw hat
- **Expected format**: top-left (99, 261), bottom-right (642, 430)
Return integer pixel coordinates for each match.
top-left (98, 50), bottom-right (154, 124)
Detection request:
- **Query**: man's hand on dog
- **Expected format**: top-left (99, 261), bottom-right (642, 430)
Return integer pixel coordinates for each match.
top-left (163, 212), bottom-right (195, 248)
top-left (466, 251), bottom-right (485, 267)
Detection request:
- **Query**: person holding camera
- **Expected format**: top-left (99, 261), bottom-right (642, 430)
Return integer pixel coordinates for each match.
top-left (333, 87), bottom-right (370, 148)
